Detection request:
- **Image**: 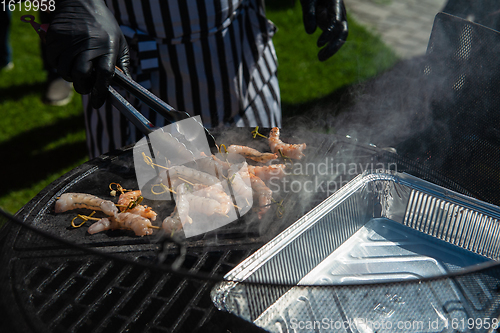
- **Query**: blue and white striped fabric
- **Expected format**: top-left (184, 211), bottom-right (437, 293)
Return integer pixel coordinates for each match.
top-left (83, 0), bottom-right (281, 158)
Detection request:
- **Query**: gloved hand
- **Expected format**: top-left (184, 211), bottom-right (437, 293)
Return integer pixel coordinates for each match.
top-left (45, 0), bottom-right (130, 108)
top-left (300, 0), bottom-right (348, 61)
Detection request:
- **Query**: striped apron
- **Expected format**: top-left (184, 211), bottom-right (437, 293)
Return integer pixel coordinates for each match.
top-left (83, 0), bottom-right (281, 158)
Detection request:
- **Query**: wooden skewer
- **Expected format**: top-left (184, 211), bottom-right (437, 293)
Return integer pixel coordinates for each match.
top-left (80, 216), bottom-right (101, 221)
top-left (142, 152), bottom-right (169, 170)
top-left (71, 212), bottom-right (100, 228)
top-left (178, 177), bottom-right (195, 186)
top-left (251, 126), bottom-right (268, 139)
top-left (151, 183), bottom-right (176, 195)
top-left (72, 213), bottom-right (161, 231)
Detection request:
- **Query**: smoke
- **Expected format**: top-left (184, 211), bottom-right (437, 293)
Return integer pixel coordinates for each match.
top-left (282, 11), bottom-right (500, 208)
top-left (215, 55), bottom-right (447, 240)
top-left (118, 12), bottom-right (500, 247)
top-left (285, 55), bottom-right (436, 150)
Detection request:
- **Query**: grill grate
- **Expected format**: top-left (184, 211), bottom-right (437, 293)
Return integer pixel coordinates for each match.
top-left (2, 221), bottom-right (255, 333)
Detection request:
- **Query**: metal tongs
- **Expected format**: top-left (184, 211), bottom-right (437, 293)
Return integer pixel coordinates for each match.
top-left (110, 68), bottom-right (217, 149)
top-left (20, 14), bottom-right (217, 149)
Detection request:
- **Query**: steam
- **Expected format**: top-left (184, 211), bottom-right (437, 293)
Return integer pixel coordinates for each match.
top-left (286, 56), bottom-right (436, 150)
top-left (278, 10), bottom-right (500, 215)
top-left (153, 12), bottom-right (500, 244)
top-left (146, 56), bottom-right (449, 243)
top-left (265, 56), bottom-right (453, 235)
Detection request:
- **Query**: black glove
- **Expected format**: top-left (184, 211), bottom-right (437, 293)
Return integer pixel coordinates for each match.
top-left (300, 0), bottom-right (348, 61)
top-left (45, 0), bottom-right (130, 108)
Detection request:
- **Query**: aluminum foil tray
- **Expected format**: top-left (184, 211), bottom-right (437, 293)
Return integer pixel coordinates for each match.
top-left (212, 170), bottom-right (500, 332)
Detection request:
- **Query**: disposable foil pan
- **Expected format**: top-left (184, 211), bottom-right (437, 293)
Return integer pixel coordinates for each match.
top-left (212, 170), bottom-right (500, 332)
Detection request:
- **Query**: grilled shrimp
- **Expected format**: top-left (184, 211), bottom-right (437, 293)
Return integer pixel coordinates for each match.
top-left (185, 195), bottom-right (224, 215)
top-left (190, 184), bottom-right (232, 216)
top-left (160, 165), bottom-right (221, 189)
top-left (162, 197), bottom-right (191, 235)
top-left (249, 173), bottom-right (273, 219)
top-left (227, 163), bottom-right (253, 202)
top-left (226, 145), bottom-right (278, 163)
top-left (212, 154), bottom-right (232, 170)
top-left (117, 190), bottom-right (157, 221)
top-left (247, 164), bottom-right (287, 182)
top-left (162, 183), bottom-right (192, 234)
top-left (175, 183), bottom-right (227, 215)
top-left (268, 127), bottom-right (306, 160)
top-left (175, 183), bottom-right (193, 225)
top-left (55, 193), bottom-right (118, 216)
top-left (162, 211), bottom-right (184, 234)
top-left (148, 128), bottom-right (196, 164)
top-left (196, 155), bottom-right (230, 176)
top-left (163, 181), bottom-right (234, 235)
top-left (88, 212), bottom-right (154, 236)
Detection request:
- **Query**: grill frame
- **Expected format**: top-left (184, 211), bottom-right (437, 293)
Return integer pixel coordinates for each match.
top-left (0, 224), bottom-right (257, 333)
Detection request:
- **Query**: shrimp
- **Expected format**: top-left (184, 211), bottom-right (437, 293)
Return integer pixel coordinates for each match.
top-left (162, 194), bottom-right (192, 235)
top-left (165, 182), bottom-right (230, 232)
top-left (212, 154), bottom-right (232, 170)
top-left (160, 165), bottom-right (221, 189)
top-left (249, 173), bottom-right (273, 219)
top-left (268, 127), bottom-right (306, 160)
top-left (190, 184), bottom-right (232, 216)
top-left (55, 193), bottom-right (118, 216)
top-left (226, 145), bottom-right (278, 163)
top-left (175, 183), bottom-right (227, 215)
top-left (88, 212), bottom-right (155, 236)
top-left (163, 182), bottom-right (232, 235)
top-left (174, 183), bottom-right (193, 225)
top-left (185, 195), bottom-right (225, 215)
top-left (117, 190), bottom-right (157, 221)
top-left (196, 154), bottom-right (230, 177)
top-left (148, 128), bottom-right (196, 164)
top-left (162, 183), bottom-right (192, 235)
top-left (162, 211), bottom-right (185, 234)
top-left (227, 163), bottom-right (253, 203)
top-left (247, 164), bottom-right (287, 182)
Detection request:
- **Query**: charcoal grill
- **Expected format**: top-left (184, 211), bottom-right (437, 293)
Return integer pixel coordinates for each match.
top-left (0, 122), bottom-right (471, 333)
top-left (2, 10), bottom-right (500, 333)
top-left (0, 126), bottom-right (412, 333)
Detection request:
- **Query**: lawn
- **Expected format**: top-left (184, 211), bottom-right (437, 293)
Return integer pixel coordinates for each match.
top-left (266, 1), bottom-right (397, 105)
top-left (0, 4), bottom-right (398, 218)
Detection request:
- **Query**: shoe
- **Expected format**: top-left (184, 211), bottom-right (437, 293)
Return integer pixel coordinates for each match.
top-left (0, 62), bottom-right (14, 72)
top-left (44, 77), bottom-right (74, 106)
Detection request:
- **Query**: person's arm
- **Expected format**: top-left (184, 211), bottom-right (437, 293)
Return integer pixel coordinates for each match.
top-left (300, 0), bottom-right (348, 61)
top-left (45, 0), bottom-right (130, 108)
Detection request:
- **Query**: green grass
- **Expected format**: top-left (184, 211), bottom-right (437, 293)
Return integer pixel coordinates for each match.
top-left (266, 1), bottom-right (398, 114)
top-left (0, 4), bottom-right (398, 218)
top-left (0, 9), bottom-right (88, 215)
